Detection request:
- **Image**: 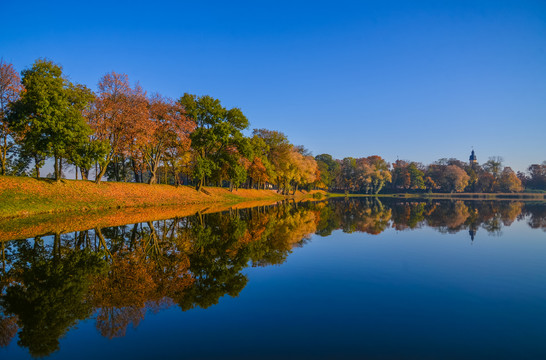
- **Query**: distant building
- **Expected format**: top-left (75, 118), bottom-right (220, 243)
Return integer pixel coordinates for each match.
top-left (469, 149), bottom-right (477, 165)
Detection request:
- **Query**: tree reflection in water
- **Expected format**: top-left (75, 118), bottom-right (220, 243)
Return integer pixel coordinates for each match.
top-left (0, 198), bottom-right (544, 356)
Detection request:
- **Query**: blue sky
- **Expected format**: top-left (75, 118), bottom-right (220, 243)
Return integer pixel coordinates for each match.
top-left (1, 0), bottom-right (545, 172)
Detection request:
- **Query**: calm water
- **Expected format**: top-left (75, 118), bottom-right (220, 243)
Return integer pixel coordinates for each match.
top-left (1, 198), bottom-right (546, 359)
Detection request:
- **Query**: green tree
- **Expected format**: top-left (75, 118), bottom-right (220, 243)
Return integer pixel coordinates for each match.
top-left (408, 162), bottom-right (425, 190)
top-left (179, 94), bottom-right (249, 191)
top-left (526, 162), bottom-right (546, 190)
top-left (9, 59), bottom-right (94, 181)
top-left (2, 239), bottom-right (107, 357)
top-left (483, 156), bottom-right (503, 179)
top-left (315, 153), bottom-right (340, 190)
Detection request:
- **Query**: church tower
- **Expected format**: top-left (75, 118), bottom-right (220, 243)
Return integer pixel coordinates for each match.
top-left (469, 149), bottom-right (477, 165)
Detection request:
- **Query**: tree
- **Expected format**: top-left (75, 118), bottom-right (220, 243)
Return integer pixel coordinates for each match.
top-left (366, 156), bottom-right (392, 194)
top-left (253, 128), bottom-right (292, 193)
top-left (526, 162), bottom-right (546, 190)
top-left (0, 60), bottom-right (22, 176)
top-left (427, 162), bottom-right (469, 192)
top-left (180, 94), bottom-right (249, 191)
top-left (476, 171), bottom-right (495, 193)
top-left (290, 147), bottom-right (318, 193)
top-left (483, 156), bottom-right (503, 179)
top-left (407, 162), bottom-right (425, 190)
top-left (315, 153), bottom-right (340, 190)
top-left (88, 72), bottom-right (148, 183)
top-left (444, 165), bottom-right (470, 192)
top-left (67, 137), bottom-right (110, 180)
top-left (247, 134), bottom-right (273, 189)
top-left (140, 94), bottom-right (194, 184)
top-left (9, 59), bottom-right (94, 181)
top-left (247, 156), bottom-right (269, 188)
top-left (497, 167), bottom-right (523, 192)
top-left (391, 160), bottom-right (411, 190)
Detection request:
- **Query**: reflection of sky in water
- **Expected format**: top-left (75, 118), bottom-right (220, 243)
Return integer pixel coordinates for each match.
top-left (2, 201), bottom-right (546, 359)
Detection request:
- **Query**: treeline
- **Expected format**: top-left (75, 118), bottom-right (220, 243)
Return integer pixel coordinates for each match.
top-left (1, 59), bottom-right (544, 193)
top-left (316, 155), bottom-right (546, 193)
top-left (0, 59), bottom-right (318, 194)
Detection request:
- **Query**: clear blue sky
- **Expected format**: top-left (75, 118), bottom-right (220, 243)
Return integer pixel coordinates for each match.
top-left (1, 0), bottom-right (545, 172)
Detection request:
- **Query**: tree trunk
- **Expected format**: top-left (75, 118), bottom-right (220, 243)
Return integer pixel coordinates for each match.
top-left (148, 169), bottom-right (157, 184)
top-left (95, 164), bottom-right (108, 184)
top-left (132, 159), bottom-right (140, 183)
top-left (0, 136), bottom-right (6, 176)
top-left (35, 159), bottom-right (40, 179)
top-left (0, 134), bottom-right (7, 176)
top-left (54, 156), bottom-right (60, 182)
top-left (122, 155), bottom-right (127, 182)
top-left (196, 178), bottom-right (204, 192)
top-left (114, 157), bottom-right (119, 182)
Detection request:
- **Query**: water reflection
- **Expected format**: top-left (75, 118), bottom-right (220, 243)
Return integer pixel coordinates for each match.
top-left (0, 198), bottom-right (545, 357)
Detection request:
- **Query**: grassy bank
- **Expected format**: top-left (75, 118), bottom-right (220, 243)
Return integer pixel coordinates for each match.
top-left (0, 199), bottom-right (298, 242)
top-left (0, 176), bottom-right (324, 219)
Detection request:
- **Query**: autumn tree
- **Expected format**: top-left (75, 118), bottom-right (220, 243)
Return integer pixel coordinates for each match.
top-left (476, 171), bottom-right (496, 192)
top-left (252, 129), bottom-right (294, 193)
top-left (140, 94), bottom-right (194, 184)
top-left (290, 147), bottom-right (318, 193)
top-left (360, 156), bottom-right (392, 194)
top-left (497, 167), bottom-right (523, 192)
top-left (0, 315), bottom-right (18, 348)
top-left (88, 72), bottom-right (148, 183)
top-left (0, 60), bottom-right (22, 176)
top-left (427, 162), bottom-right (469, 192)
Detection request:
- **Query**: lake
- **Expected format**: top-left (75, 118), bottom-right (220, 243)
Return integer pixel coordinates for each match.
top-left (1, 198), bottom-right (546, 359)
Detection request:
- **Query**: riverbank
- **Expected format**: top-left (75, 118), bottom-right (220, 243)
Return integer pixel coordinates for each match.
top-left (329, 192), bottom-right (546, 201)
top-left (0, 199), bottom-right (313, 242)
top-left (0, 176), bottom-right (325, 219)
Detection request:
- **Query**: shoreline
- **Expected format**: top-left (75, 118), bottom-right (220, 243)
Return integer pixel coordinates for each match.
top-left (0, 198), bottom-right (322, 242)
top-left (0, 176), bottom-right (325, 220)
top-left (329, 192), bottom-right (546, 201)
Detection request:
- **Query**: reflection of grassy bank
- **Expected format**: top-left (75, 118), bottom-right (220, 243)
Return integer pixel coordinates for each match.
top-left (0, 200), bottom-right (272, 242)
top-left (0, 176), bottom-right (324, 220)
top-left (329, 192), bottom-right (546, 201)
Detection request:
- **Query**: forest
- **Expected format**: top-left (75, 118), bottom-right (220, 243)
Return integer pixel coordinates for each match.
top-left (1, 59), bottom-right (545, 194)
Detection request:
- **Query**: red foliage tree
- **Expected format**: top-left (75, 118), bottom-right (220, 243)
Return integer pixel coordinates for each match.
top-left (88, 72), bottom-right (148, 183)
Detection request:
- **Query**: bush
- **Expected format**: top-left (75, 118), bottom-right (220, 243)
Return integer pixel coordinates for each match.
top-left (312, 192), bottom-right (323, 199)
